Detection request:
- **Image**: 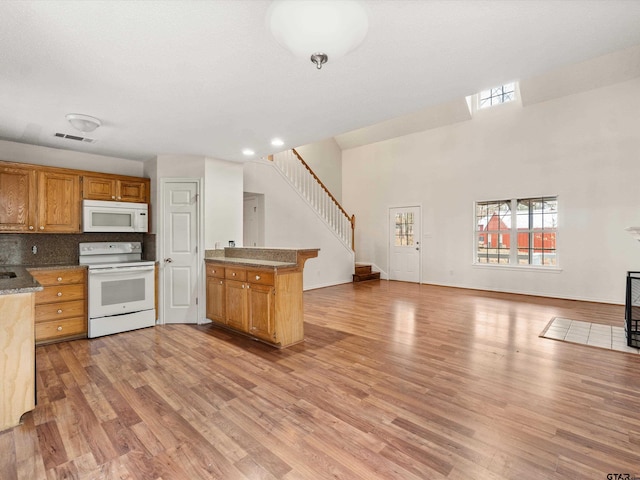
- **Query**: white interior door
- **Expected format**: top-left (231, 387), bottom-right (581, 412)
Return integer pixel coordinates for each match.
top-left (162, 180), bottom-right (199, 323)
top-left (389, 206), bottom-right (421, 282)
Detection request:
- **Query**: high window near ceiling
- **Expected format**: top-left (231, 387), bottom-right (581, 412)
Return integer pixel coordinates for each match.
top-left (466, 82), bottom-right (519, 115)
top-left (479, 82), bottom-right (516, 109)
top-left (475, 197), bottom-right (558, 267)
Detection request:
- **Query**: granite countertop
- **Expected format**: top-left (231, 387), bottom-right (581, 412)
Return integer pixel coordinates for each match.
top-left (0, 266), bottom-right (44, 296)
top-left (205, 257), bottom-right (296, 269)
top-left (0, 263), bottom-right (86, 296)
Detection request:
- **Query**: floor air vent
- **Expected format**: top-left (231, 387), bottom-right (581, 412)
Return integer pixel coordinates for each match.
top-left (54, 132), bottom-right (96, 143)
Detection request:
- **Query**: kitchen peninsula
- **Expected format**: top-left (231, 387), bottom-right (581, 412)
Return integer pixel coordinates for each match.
top-left (205, 247), bottom-right (319, 348)
top-left (0, 267), bottom-right (42, 431)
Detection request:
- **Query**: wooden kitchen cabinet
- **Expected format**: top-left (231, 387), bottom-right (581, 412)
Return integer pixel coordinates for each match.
top-left (1, 160), bottom-right (150, 233)
top-left (28, 267), bottom-right (87, 345)
top-left (225, 279), bottom-right (248, 331)
top-left (205, 264), bottom-right (225, 324)
top-left (83, 174), bottom-right (149, 203)
top-left (0, 161), bottom-right (81, 233)
top-left (0, 163), bottom-right (36, 232)
top-left (247, 282), bottom-right (276, 343)
top-left (204, 260), bottom-right (303, 347)
top-left (37, 169), bottom-right (81, 233)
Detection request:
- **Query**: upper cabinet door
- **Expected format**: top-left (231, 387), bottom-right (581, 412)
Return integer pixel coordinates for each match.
top-left (37, 170), bottom-right (81, 233)
top-left (118, 179), bottom-right (148, 203)
top-left (82, 175), bottom-right (118, 201)
top-left (83, 175), bottom-right (149, 203)
top-left (0, 164), bottom-right (37, 232)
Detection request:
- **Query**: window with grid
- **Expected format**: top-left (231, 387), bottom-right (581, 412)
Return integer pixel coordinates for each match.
top-left (479, 83), bottom-right (515, 109)
top-left (475, 197), bottom-right (557, 267)
top-left (394, 212), bottom-right (414, 246)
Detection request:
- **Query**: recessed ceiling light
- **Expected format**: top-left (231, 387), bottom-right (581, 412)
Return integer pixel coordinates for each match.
top-left (242, 148), bottom-right (255, 156)
top-left (271, 138), bottom-right (284, 147)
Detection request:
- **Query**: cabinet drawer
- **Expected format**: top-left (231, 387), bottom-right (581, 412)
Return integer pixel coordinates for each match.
top-left (247, 270), bottom-right (274, 286)
top-left (35, 300), bottom-right (85, 323)
top-left (35, 284), bottom-right (85, 305)
top-left (225, 267), bottom-right (247, 281)
top-left (35, 317), bottom-right (86, 342)
top-left (29, 268), bottom-right (85, 286)
top-left (206, 264), bottom-right (225, 278)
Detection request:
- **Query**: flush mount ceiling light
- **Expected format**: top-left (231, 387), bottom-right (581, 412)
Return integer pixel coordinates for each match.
top-left (65, 113), bottom-right (101, 133)
top-left (271, 138), bottom-right (284, 147)
top-left (267, 0), bottom-right (369, 70)
top-left (242, 148), bottom-right (255, 156)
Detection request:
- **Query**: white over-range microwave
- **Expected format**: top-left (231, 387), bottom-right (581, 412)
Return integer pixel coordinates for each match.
top-left (82, 199), bottom-right (149, 233)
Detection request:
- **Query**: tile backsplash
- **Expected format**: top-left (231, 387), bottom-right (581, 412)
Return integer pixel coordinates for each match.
top-left (0, 233), bottom-right (156, 265)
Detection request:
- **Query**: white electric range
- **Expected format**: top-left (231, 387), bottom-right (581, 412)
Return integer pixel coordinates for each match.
top-left (79, 242), bottom-right (156, 338)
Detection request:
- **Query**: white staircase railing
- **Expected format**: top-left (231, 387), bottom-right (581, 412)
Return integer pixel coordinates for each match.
top-left (271, 149), bottom-right (355, 251)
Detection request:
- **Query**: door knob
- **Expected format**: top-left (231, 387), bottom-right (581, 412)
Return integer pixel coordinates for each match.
top-left (164, 258), bottom-right (173, 263)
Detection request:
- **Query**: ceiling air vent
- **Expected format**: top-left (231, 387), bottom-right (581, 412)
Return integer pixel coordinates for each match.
top-left (54, 132), bottom-right (96, 143)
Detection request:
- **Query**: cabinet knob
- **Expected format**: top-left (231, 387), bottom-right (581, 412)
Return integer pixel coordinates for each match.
top-left (57, 277), bottom-right (63, 282)
top-left (255, 275), bottom-right (260, 280)
top-left (57, 326), bottom-right (63, 331)
top-left (219, 281), bottom-right (223, 285)
top-left (111, 195), bottom-right (116, 199)
top-left (39, 226), bottom-right (44, 230)
top-left (29, 226), bottom-right (34, 230)
top-left (241, 284), bottom-right (245, 288)
top-left (117, 196), bottom-right (122, 200)
top-left (232, 272), bottom-right (236, 276)
top-left (57, 309), bottom-right (63, 314)
top-left (57, 292), bottom-right (62, 297)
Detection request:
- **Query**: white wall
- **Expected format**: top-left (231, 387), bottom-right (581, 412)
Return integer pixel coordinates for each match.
top-left (342, 77), bottom-right (640, 304)
top-left (204, 158), bottom-right (243, 249)
top-left (0, 139), bottom-right (144, 176)
top-left (244, 159), bottom-right (354, 290)
top-left (296, 137), bottom-right (343, 202)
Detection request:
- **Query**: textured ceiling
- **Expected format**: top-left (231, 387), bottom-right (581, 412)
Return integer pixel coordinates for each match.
top-left (1, 0), bottom-right (640, 163)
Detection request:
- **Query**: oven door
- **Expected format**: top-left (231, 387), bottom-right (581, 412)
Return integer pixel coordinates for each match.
top-left (88, 265), bottom-right (155, 318)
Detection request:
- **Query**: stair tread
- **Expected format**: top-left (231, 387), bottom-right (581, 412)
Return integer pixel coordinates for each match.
top-left (354, 265), bottom-right (373, 274)
top-left (352, 271), bottom-right (380, 282)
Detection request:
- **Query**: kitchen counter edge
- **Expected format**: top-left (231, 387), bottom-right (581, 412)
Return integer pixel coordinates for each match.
top-left (204, 257), bottom-right (296, 269)
top-left (0, 264), bottom-right (87, 296)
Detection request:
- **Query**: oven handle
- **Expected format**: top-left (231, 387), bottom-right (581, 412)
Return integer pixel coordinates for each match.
top-left (90, 266), bottom-right (155, 275)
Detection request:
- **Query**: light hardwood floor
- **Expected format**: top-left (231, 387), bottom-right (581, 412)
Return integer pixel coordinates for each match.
top-left (2, 281), bottom-right (640, 479)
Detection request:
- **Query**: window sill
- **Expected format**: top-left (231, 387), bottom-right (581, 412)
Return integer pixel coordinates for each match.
top-left (472, 263), bottom-right (562, 273)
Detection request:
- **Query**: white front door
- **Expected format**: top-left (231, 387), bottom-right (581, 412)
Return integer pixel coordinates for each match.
top-left (389, 206), bottom-right (421, 283)
top-left (162, 180), bottom-right (199, 323)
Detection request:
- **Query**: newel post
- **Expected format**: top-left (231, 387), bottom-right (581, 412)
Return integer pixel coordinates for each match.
top-left (351, 214), bottom-right (356, 252)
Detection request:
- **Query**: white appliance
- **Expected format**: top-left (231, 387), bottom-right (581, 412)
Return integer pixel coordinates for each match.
top-left (83, 199), bottom-right (148, 233)
top-left (80, 242), bottom-right (156, 338)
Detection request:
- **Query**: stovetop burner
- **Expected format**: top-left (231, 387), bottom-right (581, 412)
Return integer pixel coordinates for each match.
top-left (79, 241), bottom-right (153, 266)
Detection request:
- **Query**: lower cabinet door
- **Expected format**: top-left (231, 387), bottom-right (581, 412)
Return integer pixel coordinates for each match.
top-left (248, 283), bottom-right (276, 343)
top-left (225, 280), bottom-right (248, 331)
top-left (206, 277), bottom-right (225, 323)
